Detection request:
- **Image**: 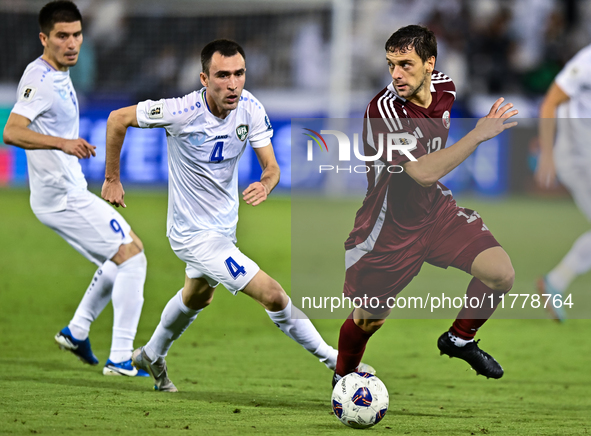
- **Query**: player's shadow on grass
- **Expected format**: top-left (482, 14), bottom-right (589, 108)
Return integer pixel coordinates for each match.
top-left (1, 370), bottom-right (330, 409)
top-left (2, 373), bottom-right (153, 392)
top-left (0, 358), bottom-right (97, 374)
top-left (177, 389), bottom-right (329, 411)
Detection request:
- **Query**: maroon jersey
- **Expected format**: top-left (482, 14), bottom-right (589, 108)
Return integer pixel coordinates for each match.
top-left (345, 71), bottom-right (460, 264)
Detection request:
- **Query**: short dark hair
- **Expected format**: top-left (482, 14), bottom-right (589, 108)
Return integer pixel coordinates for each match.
top-left (201, 39), bottom-right (246, 75)
top-left (39, 1), bottom-right (82, 35)
top-left (384, 25), bottom-right (437, 63)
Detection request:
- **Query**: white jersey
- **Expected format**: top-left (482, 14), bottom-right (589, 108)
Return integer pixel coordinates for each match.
top-left (136, 88), bottom-right (273, 242)
top-left (555, 44), bottom-right (591, 119)
top-left (11, 57), bottom-right (87, 214)
top-left (554, 44), bottom-right (591, 160)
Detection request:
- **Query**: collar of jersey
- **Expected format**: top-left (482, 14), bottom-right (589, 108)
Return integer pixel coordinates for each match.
top-left (387, 83), bottom-right (406, 102)
top-left (201, 88), bottom-right (236, 122)
top-left (387, 82), bottom-right (436, 112)
top-left (38, 56), bottom-right (59, 72)
top-left (201, 88), bottom-right (211, 113)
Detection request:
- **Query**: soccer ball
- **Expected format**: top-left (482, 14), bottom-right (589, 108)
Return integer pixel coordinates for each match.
top-left (331, 372), bottom-right (389, 429)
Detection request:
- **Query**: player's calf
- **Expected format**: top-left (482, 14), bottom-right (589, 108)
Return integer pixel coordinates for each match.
top-left (243, 270), bottom-right (289, 311)
top-left (244, 271), bottom-right (341, 372)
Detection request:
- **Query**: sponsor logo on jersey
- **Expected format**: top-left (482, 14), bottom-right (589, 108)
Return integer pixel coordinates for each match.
top-left (149, 103), bottom-right (164, 119)
top-left (214, 135), bottom-right (229, 140)
top-left (264, 114), bottom-right (273, 131)
top-left (20, 86), bottom-right (37, 101)
top-left (59, 88), bottom-right (70, 100)
top-left (442, 110), bottom-right (450, 129)
top-left (236, 124), bottom-right (249, 141)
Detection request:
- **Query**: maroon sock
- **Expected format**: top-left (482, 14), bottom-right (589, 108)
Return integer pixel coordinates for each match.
top-left (335, 317), bottom-right (374, 376)
top-left (450, 277), bottom-right (507, 340)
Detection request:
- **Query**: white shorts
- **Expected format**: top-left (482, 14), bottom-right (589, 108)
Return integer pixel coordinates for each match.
top-left (169, 231), bottom-right (260, 294)
top-left (35, 190), bottom-right (133, 266)
top-left (554, 141), bottom-right (591, 221)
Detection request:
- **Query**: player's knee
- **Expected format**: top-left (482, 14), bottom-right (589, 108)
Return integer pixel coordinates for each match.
top-left (356, 318), bottom-right (386, 334)
top-left (260, 281), bottom-right (288, 312)
top-left (183, 288), bottom-right (215, 311)
top-left (111, 241), bottom-right (142, 265)
top-left (490, 264), bottom-right (515, 293)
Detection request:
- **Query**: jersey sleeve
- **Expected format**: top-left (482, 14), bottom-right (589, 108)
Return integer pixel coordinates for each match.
top-left (365, 99), bottom-right (427, 166)
top-left (11, 73), bottom-right (53, 122)
top-left (246, 97), bottom-right (273, 148)
top-left (555, 48), bottom-right (591, 98)
top-left (136, 93), bottom-right (196, 135)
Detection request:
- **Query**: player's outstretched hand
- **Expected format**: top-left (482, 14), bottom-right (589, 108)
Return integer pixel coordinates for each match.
top-left (61, 138), bottom-right (96, 159)
top-left (534, 150), bottom-right (557, 188)
top-left (101, 179), bottom-right (126, 208)
top-left (472, 98), bottom-right (518, 143)
top-left (243, 182), bottom-right (268, 206)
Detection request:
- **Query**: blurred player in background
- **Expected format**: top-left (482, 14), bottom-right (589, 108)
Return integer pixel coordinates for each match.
top-left (535, 44), bottom-right (591, 322)
top-left (2, 0), bottom-right (148, 377)
top-left (333, 25), bottom-right (519, 386)
top-left (101, 39), bottom-right (365, 392)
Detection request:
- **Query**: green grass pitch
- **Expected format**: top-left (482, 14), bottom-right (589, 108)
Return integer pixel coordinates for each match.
top-left (0, 188), bottom-right (590, 435)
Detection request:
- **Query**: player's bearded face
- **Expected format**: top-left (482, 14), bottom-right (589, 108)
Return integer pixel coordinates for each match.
top-left (40, 21), bottom-right (83, 71)
top-left (200, 52), bottom-right (246, 118)
top-left (386, 48), bottom-right (434, 101)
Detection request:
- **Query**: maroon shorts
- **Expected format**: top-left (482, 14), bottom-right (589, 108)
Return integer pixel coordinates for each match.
top-left (343, 208), bottom-right (500, 308)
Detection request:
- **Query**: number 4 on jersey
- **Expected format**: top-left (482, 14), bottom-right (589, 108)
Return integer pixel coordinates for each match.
top-left (225, 256), bottom-right (246, 279)
top-left (210, 141), bottom-right (224, 163)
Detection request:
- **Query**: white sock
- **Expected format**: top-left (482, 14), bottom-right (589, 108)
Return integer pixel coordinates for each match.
top-left (547, 230), bottom-right (591, 292)
top-left (69, 260), bottom-right (118, 340)
top-left (144, 289), bottom-right (201, 361)
top-left (266, 297), bottom-right (337, 369)
top-left (448, 332), bottom-right (474, 347)
top-left (109, 252), bottom-right (147, 363)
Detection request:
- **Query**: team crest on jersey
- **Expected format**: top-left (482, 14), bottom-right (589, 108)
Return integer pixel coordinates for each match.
top-left (236, 124), bottom-right (249, 141)
top-left (20, 86), bottom-right (37, 101)
top-left (442, 110), bottom-right (451, 129)
top-left (149, 103), bottom-right (163, 119)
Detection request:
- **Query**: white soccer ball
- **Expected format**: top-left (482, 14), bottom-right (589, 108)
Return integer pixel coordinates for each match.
top-left (331, 372), bottom-right (389, 429)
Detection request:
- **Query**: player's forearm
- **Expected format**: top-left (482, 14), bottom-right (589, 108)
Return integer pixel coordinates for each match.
top-left (538, 82), bottom-right (569, 155)
top-left (260, 162), bottom-right (280, 194)
top-left (3, 123), bottom-right (64, 151)
top-left (404, 130), bottom-right (481, 187)
top-left (538, 99), bottom-right (557, 155)
top-left (104, 111), bottom-right (128, 181)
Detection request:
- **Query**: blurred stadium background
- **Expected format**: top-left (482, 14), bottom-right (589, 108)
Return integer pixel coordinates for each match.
top-left (1, 0), bottom-right (590, 196)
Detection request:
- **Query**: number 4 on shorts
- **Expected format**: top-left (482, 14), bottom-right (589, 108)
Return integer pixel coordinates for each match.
top-left (210, 141), bottom-right (224, 163)
top-left (225, 256), bottom-right (246, 279)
